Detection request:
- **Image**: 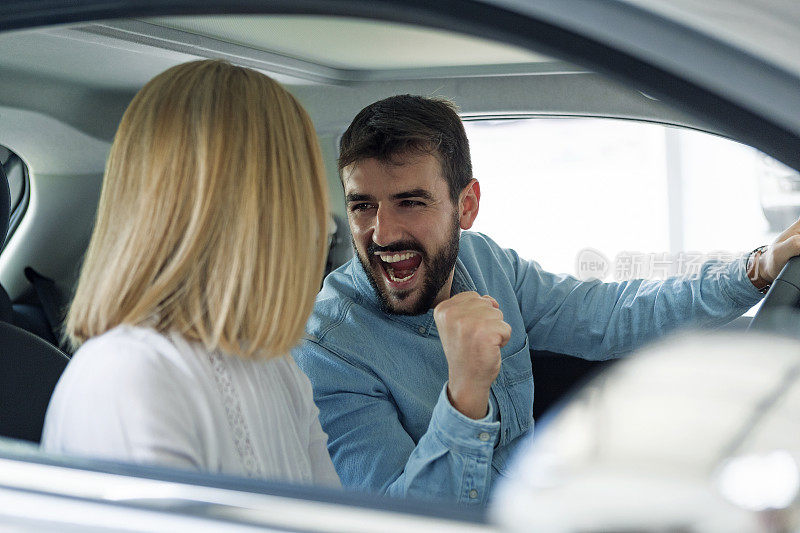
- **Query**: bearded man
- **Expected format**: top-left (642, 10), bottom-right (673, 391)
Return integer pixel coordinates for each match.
top-left (293, 94), bottom-right (793, 505)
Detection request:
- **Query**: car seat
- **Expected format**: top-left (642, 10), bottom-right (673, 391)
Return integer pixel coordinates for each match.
top-left (325, 213), bottom-right (353, 278)
top-left (0, 164), bottom-right (69, 442)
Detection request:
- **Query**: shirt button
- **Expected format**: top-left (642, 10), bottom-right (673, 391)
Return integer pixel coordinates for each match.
top-left (469, 489), bottom-right (479, 499)
top-left (478, 432), bottom-right (491, 442)
top-left (418, 326), bottom-right (426, 334)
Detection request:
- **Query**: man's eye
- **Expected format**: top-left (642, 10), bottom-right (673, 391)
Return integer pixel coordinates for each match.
top-left (350, 203), bottom-right (373, 212)
top-left (400, 200), bottom-right (424, 208)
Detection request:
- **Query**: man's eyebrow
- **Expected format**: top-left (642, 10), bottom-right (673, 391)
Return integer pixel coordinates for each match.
top-left (392, 189), bottom-right (434, 201)
top-left (345, 193), bottom-right (374, 203)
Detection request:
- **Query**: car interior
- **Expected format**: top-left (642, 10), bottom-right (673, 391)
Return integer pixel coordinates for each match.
top-left (0, 8), bottom-right (797, 528)
top-left (0, 11), bottom-right (789, 437)
top-left (0, 15), bottom-right (651, 441)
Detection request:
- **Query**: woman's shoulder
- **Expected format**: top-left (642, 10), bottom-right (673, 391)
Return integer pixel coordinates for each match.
top-left (68, 325), bottom-right (193, 386)
top-left (42, 326), bottom-right (209, 465)
top-left (45, 326), bottom-right (206, 439)
top-left (80, 324), bottom-right (166, 350)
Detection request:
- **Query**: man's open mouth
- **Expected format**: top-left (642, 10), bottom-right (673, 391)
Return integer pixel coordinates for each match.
top-left (375, 251), bottom-right (423, 286)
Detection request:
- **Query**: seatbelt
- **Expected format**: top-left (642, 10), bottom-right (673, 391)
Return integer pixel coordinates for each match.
top-left (24, 267), bottom-right (70, 352)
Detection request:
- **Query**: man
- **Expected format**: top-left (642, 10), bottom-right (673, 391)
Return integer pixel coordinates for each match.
top-left (293, 94), bottom-right (796, 505)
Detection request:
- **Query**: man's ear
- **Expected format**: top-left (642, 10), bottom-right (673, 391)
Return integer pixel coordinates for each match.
top-left (458, 179), bottom-right (480, 230)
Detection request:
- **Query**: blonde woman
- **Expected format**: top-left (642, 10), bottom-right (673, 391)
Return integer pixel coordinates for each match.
top-left (41, 60), bottom-right (339, 486)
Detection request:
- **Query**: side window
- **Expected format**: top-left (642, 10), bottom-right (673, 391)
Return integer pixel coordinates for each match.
top-left (0, 145), bottom-right (30, 247)
top-left (465, 117), bottom-right (796, 294)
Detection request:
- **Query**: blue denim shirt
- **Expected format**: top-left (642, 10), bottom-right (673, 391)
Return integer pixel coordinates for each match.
top-left (293, 232), bottom-right (763, 505)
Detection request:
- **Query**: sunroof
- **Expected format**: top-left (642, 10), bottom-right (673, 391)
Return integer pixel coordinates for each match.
top-left (143, 15), bottom-right (550, 71)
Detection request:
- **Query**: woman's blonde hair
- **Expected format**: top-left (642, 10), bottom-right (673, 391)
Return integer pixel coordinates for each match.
top-left (67, 59), bottom-right (329, 358)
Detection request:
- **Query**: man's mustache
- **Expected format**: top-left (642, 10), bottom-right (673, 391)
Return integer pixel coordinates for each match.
top-left (367, 241), bottom-right (425, 255)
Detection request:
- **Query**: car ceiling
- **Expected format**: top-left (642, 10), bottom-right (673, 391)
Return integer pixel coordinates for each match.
top-left (145, 15), bottom-right (550, 71)
top-left (3, 1), bottom-right (800, 149)
top-left (0, 12), bottom-right (711, 183)
top-left (0, 16), bottom-right (558, 91)
top-left (0, 13), bottom-right (713, 143)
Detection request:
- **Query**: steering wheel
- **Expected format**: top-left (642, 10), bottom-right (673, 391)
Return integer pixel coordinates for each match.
top-left (748, 255), bottom-right (800, 333)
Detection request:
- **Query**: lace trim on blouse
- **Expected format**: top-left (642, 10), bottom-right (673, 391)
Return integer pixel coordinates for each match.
top-left (206, 351), bottom-right (264, 478)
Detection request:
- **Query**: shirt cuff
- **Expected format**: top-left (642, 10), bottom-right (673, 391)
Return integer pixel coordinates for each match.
top-left (719, 253), bottom-right (765, 308)
top-left (431, 383), bottom-right (501, 455)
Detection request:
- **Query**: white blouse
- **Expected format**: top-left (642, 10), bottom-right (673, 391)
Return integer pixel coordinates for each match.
top-left (41, 325), bottom-right (340, 487)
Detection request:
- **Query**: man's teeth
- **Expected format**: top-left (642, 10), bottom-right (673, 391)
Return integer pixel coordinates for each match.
top-left (387, 267), bottom-right (415, 282)
top-left (379, 252), bottom-right (418, 263)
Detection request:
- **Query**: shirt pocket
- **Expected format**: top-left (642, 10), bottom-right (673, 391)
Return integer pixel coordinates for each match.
top-left (501, 337), bottom-right (534, 434)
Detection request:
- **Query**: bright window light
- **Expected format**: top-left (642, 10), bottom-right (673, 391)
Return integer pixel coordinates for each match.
top-left (466, 117), bottom-right (796, 316)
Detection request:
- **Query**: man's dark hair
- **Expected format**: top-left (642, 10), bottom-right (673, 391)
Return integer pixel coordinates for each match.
top-left (338, 94), bottom-right (472, 202)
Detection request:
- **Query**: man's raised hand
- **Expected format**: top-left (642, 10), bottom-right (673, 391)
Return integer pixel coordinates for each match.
top-left (433, 291), bottom-right (511, 419)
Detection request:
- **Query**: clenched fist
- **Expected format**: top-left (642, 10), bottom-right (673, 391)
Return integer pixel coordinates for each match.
top-left (434, 291), bottom-right (511, 419)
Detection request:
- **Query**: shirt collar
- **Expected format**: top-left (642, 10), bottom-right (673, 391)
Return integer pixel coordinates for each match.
top-left (350, 249), bottom-right (477, 336)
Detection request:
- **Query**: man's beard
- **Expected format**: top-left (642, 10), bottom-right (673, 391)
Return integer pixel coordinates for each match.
top-left (355, 214), bottom-right (461, 316)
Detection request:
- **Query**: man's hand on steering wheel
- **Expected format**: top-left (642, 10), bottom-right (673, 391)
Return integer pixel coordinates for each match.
top-left (750, 218), bottom-right (800, 289)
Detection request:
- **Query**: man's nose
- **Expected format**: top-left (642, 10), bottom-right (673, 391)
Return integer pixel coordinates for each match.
top-left (372, 206), bottom-right (403, 247)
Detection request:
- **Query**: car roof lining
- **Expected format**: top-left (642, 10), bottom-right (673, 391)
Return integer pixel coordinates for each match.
top-left (142, 14), bottom-right (551, 71)
top-left (0, 16), bottom-right (724, 142)
top-left (2, 4), bottom-right (797, 164)
top-left (0, 16), bottom-right (570, 90)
